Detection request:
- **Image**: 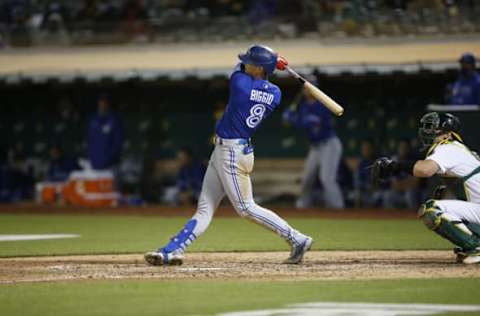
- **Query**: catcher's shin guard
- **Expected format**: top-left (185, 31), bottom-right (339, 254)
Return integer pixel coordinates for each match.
top-left (418, 200), bottom-right (480, 251)
top-left (466, 222), bottom-right (480, 237)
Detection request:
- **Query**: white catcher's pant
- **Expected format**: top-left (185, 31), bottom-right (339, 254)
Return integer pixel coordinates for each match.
top-left (297, 136), bottom-right (345, 209)
top-left (434, 200), bottom-right (480, 225)
top-left (190, 139), bottom-right (306, 246)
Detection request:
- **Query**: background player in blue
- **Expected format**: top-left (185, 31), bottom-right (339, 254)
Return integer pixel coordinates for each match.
top-left (145, 45), bottom-right (313, 266)
top-left (87, 94), bottom-right (124, 170)
top-left (446, 53), bottom-right (480, 105)
top-left (283, 84), bottom-right (344, 208)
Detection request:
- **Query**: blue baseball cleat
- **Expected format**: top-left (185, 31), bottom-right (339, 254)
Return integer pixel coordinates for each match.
top-left (283, 236), bottom-right (313, 264)
top-left (144, 249), bottom-right (184, 266)
top-left (145, 219), bottom-right (197, 266)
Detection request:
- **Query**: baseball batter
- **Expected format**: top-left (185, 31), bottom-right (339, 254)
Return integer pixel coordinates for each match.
top-left (145, 45), bottom-right (313, 266)
top-left (372, 112), bottom-right (480, 264)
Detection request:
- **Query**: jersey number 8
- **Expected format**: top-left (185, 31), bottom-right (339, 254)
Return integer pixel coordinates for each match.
top-left (246, 104), bottom-right (266, 128)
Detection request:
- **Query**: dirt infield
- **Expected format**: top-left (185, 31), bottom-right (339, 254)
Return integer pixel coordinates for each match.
top-left (1, 251), bottom-right (478, 284)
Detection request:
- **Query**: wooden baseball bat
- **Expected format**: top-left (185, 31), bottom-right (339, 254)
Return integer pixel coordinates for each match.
top-left (285, 66), bottom-right (344, 116)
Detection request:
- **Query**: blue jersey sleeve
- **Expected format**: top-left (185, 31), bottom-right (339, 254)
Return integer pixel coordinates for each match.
top-left (274, 86), bottom-right (282, 105)
top-left (263, 85), bottom-right (282, 118)
top-left (230, 64), bottom-right (252, 96)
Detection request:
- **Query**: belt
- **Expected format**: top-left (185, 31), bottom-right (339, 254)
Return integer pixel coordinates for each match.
top-left (215, 136), bottom-right (252, 146)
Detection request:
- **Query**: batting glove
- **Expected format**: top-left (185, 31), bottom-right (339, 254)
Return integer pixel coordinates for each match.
top-left (276, 56), bottom-right (288, 71)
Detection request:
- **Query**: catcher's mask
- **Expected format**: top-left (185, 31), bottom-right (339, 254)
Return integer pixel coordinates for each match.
top-left (418, 112), bottom-right (462, 150)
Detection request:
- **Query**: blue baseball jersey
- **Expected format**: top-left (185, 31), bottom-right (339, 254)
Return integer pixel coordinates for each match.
top-left (449, 72), bottom-right (480, 105)
top-left (87, 112), bottom-right (124, 170)
top-left (216, 64), bottom-right (282, 139)
top-left (283, 100), bottom-right (336, 144)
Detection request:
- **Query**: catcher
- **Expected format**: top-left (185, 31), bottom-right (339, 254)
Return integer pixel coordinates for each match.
top-left (371, 112), bottom-right (480, 264)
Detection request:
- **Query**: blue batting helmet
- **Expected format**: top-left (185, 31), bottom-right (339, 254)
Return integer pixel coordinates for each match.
top-left (238, 44), bottom-right (278, 75)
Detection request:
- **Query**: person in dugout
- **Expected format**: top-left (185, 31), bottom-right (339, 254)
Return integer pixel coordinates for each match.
top-left (87, 94), bottom-right (125, 171)
top-left (446, 53), bottom-right (480, 106)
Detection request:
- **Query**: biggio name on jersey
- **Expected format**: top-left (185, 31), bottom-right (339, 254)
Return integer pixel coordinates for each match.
top-left (246, 89), bottom-right (275, 129)
top-left (250, 89), bottom-right (274, 105)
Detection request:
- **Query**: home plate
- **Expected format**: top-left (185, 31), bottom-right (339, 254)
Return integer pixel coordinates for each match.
top-left (176, 267), bottom-right (230, 272)
top-left (0, 234), bottom-right (80, 241)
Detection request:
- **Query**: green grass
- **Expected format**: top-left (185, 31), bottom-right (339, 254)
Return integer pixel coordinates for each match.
top-left (0, 214), bottom-right (452, 257)
top-left (0, 278), bottom-right (479, 316)
top-left (0, 214), bottom-right (477, 316)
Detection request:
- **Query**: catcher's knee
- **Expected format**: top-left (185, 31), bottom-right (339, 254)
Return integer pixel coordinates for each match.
top-left (418, 199), bottom-right (442, 230)
top-left (418, 199), bottom-right (480, 251)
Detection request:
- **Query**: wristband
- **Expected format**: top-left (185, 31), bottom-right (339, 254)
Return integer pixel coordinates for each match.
top-left (394, 160), bottom-right (415, 175)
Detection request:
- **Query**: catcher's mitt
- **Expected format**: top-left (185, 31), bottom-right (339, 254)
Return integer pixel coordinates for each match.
top-left (370, 157), bottom-right (396, 183)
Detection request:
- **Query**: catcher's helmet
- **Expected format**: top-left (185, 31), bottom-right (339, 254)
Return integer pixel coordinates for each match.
top-left (238, 45), bottom-right (278, 75)
top-left (418, 112), bottom-right (462, 149)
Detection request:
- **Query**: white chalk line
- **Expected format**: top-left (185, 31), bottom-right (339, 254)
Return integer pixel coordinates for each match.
top-left (218, 302), bottom-right (480, 316)
top-left (0, 234), bottom-right (80, 241)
